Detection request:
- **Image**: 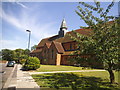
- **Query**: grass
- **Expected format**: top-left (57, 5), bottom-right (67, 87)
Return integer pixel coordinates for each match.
top-left (36, 65), bottom-right (97, 72)
top-left (73, 71), bottom-right (119, 83)
top-left (32, 71), bottom-right (119, 90)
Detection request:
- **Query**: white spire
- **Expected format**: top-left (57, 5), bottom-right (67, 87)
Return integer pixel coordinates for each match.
top-left (58, 18), bottom-right (68, 37)
top-left (60, 18), bottom-right (67, 29)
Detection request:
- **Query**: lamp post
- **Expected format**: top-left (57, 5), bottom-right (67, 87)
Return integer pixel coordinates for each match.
top-left (26, 30), bottom-right (31, 50)
top-left (25, 30), bottom-right (31, 68)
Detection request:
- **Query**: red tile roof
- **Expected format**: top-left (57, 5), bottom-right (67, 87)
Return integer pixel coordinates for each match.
top-left (52, 41), bottom-right (64, 53)
top-left (45, 43), bottom-right (51, 48)
top-left (31, 28), bottom-right (91, 54)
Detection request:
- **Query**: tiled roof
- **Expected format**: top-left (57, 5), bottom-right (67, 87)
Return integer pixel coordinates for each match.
top-left (52, 41), bottom-right (64, 53)
top-left (30, 49), bottom-right (42, 53)
top-left (32, 28), bottom-right (91, 54)
top-left (69, 29), bottom-right (92, 35)
top-left (37, 35), bottom-right (60, 47)
top-left (45, 43), bottom-right (51, 48)
top-left (59, 29), bottom-right (92, 43)
top-left (37, 29), bottom-right (91, 47)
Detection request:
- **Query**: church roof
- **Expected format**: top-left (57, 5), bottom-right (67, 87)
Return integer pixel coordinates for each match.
top-left (32, 28), bottom-right (91, 54)
top-left (30, 49), bottom-right (42, 53)
top-left (37, 35), bottom-right (59, 48)
top-left (52, 41), bottom-right (64, 53)
top-left (45, 43), bottom-right (51, 48)
top-left (55, 28), bottom-right (92, 43)
top-left (37, 28), bottom-right (91, 47)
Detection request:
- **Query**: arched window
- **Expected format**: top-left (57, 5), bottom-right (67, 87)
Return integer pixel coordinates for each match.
top-left (52, 49), bottom-right (54, 59)
top-left (70, 43), bottom-right (72, 50)
top-left (44, 49), bottom-right (46, 58)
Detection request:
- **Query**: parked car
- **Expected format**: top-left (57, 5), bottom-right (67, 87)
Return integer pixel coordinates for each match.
top-left (6, 61), bottom-right (15, 67)
top-left (11, 61), bottom-right (16, 64)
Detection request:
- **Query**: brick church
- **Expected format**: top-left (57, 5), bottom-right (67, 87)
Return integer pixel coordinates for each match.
top-left (30, 19), bottom-right (97, 66)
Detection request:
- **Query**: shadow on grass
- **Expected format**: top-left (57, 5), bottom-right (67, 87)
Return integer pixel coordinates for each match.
top-left (32, 73), bottom-right (119, 90)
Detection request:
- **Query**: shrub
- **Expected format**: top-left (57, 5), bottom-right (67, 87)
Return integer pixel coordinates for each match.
top-left (23, 57), bottom-right (40, 70)
top-left (20, 59), bottom-right (26, 65)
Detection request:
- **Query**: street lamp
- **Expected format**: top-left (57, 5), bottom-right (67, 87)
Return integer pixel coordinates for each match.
top-left (26, 30), bottom-right (31, 50)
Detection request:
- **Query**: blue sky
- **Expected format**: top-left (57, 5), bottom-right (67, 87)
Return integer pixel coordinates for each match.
top-left (0, 1), bottom-right (118, 50)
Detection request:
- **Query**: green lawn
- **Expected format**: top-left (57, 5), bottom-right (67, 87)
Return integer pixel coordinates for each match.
top-left (32, 71), bottom-right (119, 90)
top-left (36, 65), bottom-right (96, 72)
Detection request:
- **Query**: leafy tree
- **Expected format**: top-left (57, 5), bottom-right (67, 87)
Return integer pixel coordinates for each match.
top-left (19, 55), bottom-right (28, 64)
top-left (2, 49), bottom-right (15, 61)
top-left (14, 49), bottom-right (25, 63)
top-left (31, 45), bottom-right (37, 51)
top-left (24, 49), bottom-right (30, 55)
top-left (70, 1), bottom-right (119, 84)
top-left (23, 57), bottom-right (40, 70)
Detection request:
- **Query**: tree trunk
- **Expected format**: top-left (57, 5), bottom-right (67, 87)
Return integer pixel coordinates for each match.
top-left (107, 69), bottom-right (115, 84)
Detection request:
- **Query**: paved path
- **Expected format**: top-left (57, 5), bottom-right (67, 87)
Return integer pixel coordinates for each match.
top-left (29, 70), bottom-right (106, 75)
top-left (16, 64), bottom-right (40, 89)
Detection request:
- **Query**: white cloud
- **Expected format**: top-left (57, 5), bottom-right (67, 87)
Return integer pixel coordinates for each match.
top-left (16, 2), bottom-right (28, 9)
top-left (1, 3), bottom-right (57, 38)
top-left (1, 3), bottom-right (58, 49)
top-left (1, 39), bottom-right (26, 50)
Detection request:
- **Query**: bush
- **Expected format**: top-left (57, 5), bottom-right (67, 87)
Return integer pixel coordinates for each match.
top-left (20, 59), bottom-right (26, 65)
top-left (19, 55), bottom-right (28, 64)
top-left (23, 57), bottom-right (40, 70)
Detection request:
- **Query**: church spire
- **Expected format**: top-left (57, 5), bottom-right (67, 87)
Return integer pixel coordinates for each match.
top-left (60, 18), bottom-right (67, 30)
top-left (58, 18), bottom-right (68, 37)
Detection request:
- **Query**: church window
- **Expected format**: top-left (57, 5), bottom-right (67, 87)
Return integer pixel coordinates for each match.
top-left (70, 43), bottom-right (72, 50)
top-left (52, 49), bottom-right (54, 59)
top-left (44, 50), bottom-right (46, 58)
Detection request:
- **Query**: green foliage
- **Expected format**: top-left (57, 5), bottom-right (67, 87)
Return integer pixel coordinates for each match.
top-left (24, 49), bottom-right (30, 55)
top-left (20, 59), bottom-right (26, 65)
top-left (1, 48), bottom-right (31, 64)
top-left (19, 55), bottom-right (28, 64)
top-left (71, 1), bottom-right (119, 83)
top-left (23, 57), bottom-right (40, 70)
top-left (2, 49), bottom-right (15, 61)
top-left (32, 73), bottom-right (119, 90)
top-left (31, 45), bottom-right (37, 51)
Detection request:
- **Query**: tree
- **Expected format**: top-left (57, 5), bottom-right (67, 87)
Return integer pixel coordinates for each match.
top-left (70, 1), bottom-right (119, 84)
top-left (24, 49), bottom-right (30, 55)
top-left (14, 49), bottom-right (25, 63)
top-left (31, 45), bottom-right (37, 51)
top-left (2, 49), bottom-right (15, 61)
top-left (23, 57), bottom-right (40, 70)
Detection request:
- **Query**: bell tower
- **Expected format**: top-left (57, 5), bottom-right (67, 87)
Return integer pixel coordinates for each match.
top-left (58, 18), bottom-right (68, 37)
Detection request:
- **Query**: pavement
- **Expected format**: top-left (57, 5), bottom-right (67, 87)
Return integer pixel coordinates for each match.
top-left (16, 64), bottom-right (40, 89)
top-left (2, 64), bottom-right (40, 90)
top-left (29, 70), bottom-right (106, 75)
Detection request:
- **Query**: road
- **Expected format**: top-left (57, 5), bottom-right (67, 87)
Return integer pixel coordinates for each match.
top-left (0, 62), bottom-right (14, 89)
